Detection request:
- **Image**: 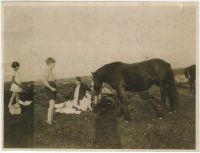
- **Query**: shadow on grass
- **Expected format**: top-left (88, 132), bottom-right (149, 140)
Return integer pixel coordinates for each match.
top-left (93, 96), bottom-right (122, 149)
top-left (4, 82), bottom-right (34, 148)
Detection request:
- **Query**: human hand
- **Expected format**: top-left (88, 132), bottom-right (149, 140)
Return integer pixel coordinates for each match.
top-left (50, 87), bottom-right (56, 91)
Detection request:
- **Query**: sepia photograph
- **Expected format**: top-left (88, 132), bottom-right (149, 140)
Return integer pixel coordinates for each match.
top-left (1, 1), bottom-right (199, 150)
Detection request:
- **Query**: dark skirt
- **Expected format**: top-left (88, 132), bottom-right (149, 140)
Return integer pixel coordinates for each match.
top-left (45, 81), bottom-right (57, 101)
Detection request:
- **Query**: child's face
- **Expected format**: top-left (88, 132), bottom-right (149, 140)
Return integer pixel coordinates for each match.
top-left (49, 63), bottom-right (55, 69)
top-left (75, 80), bottom-right (81, 85)
top-left (13, 66), bottom-right (19, 71)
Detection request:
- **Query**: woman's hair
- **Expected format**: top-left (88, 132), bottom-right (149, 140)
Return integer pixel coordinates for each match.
top-left (11, 61), bottom-right (20, 68)
top-left (46, 57), bottom-right (56, 65)
top-left (75, 76), bottom-right (81, 82)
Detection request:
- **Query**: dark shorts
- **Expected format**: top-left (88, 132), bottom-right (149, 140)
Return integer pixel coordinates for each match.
top-left (45, 81), bottom-right (57, 101)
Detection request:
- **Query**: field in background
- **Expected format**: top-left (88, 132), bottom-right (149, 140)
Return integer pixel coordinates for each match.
top-left (3, 68), bottom-right (196, 149)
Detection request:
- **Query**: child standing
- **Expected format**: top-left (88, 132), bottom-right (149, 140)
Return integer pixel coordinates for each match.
top-left (8, 61), bottom-right (22, 108)
top-left (42, 57), bottom-right (57, 125)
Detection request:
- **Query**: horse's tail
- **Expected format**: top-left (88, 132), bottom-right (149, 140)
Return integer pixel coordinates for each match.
top-left (166, 65), bottom-right (179, 111)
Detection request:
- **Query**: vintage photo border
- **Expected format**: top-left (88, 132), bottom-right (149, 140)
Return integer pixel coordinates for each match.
top-left (0, 0), bottom-right (199, 152)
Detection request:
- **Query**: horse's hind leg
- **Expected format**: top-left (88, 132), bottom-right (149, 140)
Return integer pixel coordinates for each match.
top-left (107, 95), bottom-right (122, 117)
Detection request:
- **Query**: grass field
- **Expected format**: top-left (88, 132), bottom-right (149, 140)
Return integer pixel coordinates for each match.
top-left (3, 73), bottom-right (196, 149)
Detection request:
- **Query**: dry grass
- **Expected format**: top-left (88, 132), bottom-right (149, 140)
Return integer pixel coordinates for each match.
top-left (4, 74), bottom-right (196, 149)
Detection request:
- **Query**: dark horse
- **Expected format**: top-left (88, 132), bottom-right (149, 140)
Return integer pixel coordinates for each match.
top-left (184, 65), bottom-right (196, 91)
top-left (91, 58), bottom-right (179, 122)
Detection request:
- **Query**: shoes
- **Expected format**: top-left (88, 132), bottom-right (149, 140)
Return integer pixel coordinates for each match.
top-left (47, 120), bottom-right (57, 125)
top-left (47, 121), bottom-right (53, 125)
top-left (52, 120), bottom-right (57, 124)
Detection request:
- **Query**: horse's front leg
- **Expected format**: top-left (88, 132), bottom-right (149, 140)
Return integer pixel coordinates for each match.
top-left (117, 87), bottom-right (131, 122)
top-left (159, 82), bottom-right (169, 112)
top-left (110, 94), bottom-right (123, 117)
top-left (115, 99), bottom-right (123, 117)
top-left (159, 82), bottom-right (167, 105)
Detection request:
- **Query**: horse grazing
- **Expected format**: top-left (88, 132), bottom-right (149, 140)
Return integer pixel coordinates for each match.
top-left (91, 58), bottom-right (179, 122)
top-left (184, 65), bottom-right (196, 91)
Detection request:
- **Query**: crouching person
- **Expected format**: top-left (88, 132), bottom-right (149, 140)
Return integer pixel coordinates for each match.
top-left (42, 57), bottom-right (57, 125)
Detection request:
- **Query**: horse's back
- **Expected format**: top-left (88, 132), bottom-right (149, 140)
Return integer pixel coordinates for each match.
top-left (119, 59), bottom-right (172, 91)
top-left (143, 58), bottom-right (171, 74)
top-left (103, 58), bottom-right (172, 81)
top-left (100, 58), bottom-right (170, 73)
top-left (97, 58), bottom-right (173, 90)
top-left (139, 58), bottom-right (170, 68)
top-left (123, 58), bottom-right (171, 77)
top-left (107, 59), bottom-right (170, 71)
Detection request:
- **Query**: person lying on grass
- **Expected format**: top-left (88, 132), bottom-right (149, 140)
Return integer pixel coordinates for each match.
top-left (55, 77), bottom-right (92, 114)
top-left (55, 91), bottom-right (93, 114)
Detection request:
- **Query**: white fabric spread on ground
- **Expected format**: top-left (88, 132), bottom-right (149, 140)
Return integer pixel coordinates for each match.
top-left (55, 93), bottom-right (93, 114)
top-left (19, 99), bottom-right (32, 106)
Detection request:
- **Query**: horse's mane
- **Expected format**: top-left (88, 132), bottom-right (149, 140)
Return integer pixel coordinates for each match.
top-left (94, 61), bottom-right (124, 81)
top-left (103, 61), bottom-right (124, 68)
top-left (95, 62), bottom-right (123, 73)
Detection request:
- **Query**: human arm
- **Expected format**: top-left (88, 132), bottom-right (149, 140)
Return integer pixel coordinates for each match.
top-left (84, 83), bottom-right (92, 91)
top-left (42, 70), bottom-right (56, 91)
top-left (12, 76), bottom-right (21, 88)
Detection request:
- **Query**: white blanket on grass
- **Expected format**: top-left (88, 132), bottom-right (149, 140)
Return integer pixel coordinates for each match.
top-left (55, 93), bottom-right (93, 114)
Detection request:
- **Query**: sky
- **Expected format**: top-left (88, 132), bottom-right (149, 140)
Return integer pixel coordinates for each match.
top-left (2, 2), bottom-right (197, 82)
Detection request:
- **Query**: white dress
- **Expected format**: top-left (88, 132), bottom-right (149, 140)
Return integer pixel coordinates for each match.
top-left (55, 93), bottom-right (93, 114)
top-left (10, 71), bottom-right (22, 92)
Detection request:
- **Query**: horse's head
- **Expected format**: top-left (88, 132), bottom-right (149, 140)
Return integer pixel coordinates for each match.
top-left (91, 72), bottom-right (103, 106)
top-left (91, 72), bottom-right (103, 95)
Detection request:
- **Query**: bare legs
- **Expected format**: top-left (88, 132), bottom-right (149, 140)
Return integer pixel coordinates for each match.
top-left (8, 92), bottom-right (20, 107)
top-left (47, 99), bottom-right (55, 125)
